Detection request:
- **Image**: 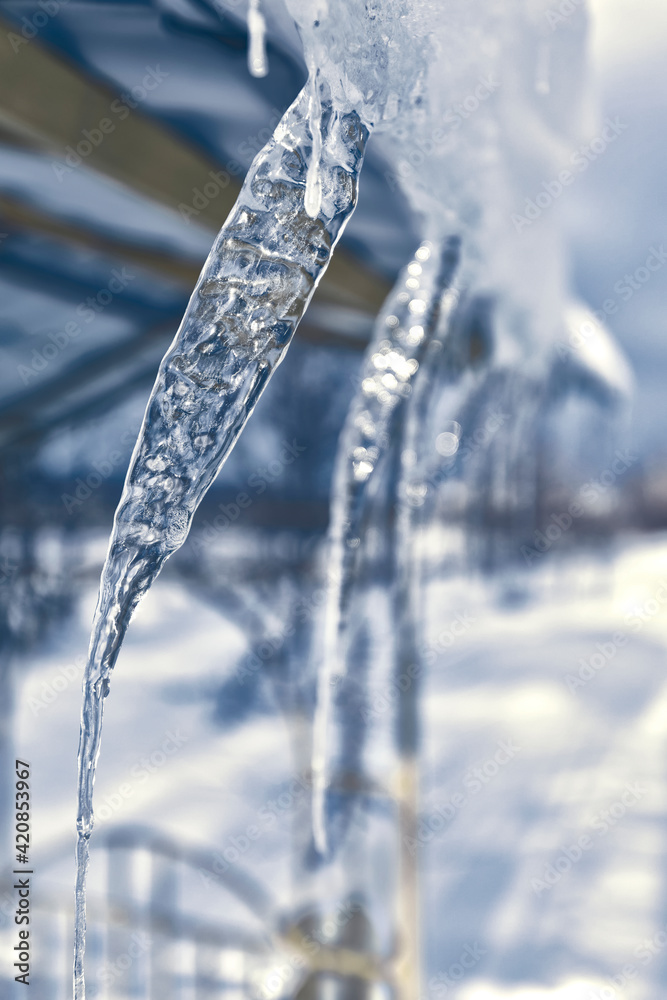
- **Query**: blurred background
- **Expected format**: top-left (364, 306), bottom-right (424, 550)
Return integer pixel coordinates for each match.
top-left (1, 1), bottom-right (667, 998)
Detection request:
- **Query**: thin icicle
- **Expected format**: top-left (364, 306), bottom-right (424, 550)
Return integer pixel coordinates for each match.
top-left (394, 285), bottom-right (462, 707)
top-left (247, 0), bottom-right (268, 78)
top-left (311, 236), bottom-right (460, 854)
top-left (389, 286), bottom-right (461, 1000)
top-left (305, 67), bottom-right (323, 219)
top-left (73, 86), bottom-right (369, 999)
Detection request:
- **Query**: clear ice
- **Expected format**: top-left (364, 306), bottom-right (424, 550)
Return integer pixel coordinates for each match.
top-left (73, 81), bottom-right (368, 997)
top-left (73, 0), bottom-right (633, 992)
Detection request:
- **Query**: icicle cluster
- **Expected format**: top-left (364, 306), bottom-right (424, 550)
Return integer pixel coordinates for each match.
top-left (73, 0), bottom-right (634, 990)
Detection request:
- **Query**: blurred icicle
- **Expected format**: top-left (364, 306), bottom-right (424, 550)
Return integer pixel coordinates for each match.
top-left (393, 284), bottom-right (462, 745)
top-left (73, 85), bottom-right (369, 999)
top-left (247, 0), bottom-right (268, 78)
top-left (391, 286), bottom-right (461, 1000)
top-left (311, 236), bottom-right (460, 855)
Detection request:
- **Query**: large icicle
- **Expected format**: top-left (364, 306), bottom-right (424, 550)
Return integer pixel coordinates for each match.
top-left (311, 236), bottom-right (459, 854)
top-left (393, 285), bottom-right (462, 747)
top-left (73, 86), bottom-right (368, 999)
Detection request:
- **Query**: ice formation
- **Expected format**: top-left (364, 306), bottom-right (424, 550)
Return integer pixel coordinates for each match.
top-left (73, 77), bottom-right (368, 1000)
top-left (73, 0), bottom-right (632, 992)
top-left (311, 235), bottom-right (460, 851)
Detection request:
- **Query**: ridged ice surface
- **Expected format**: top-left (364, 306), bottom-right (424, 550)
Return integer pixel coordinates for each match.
top-left (311, 237), bottom-right (459, 852)
top-left (73, 85), bottom-right (367, 998)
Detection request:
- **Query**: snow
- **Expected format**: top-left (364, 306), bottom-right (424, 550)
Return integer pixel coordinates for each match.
top-left (6, 534), bottom-right (667, 996)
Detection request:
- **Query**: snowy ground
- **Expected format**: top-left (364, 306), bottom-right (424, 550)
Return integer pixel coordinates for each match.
top-left (3, 533), bottom-right (667, 998)
top-left (420, 538), bottom-right (667, 999)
